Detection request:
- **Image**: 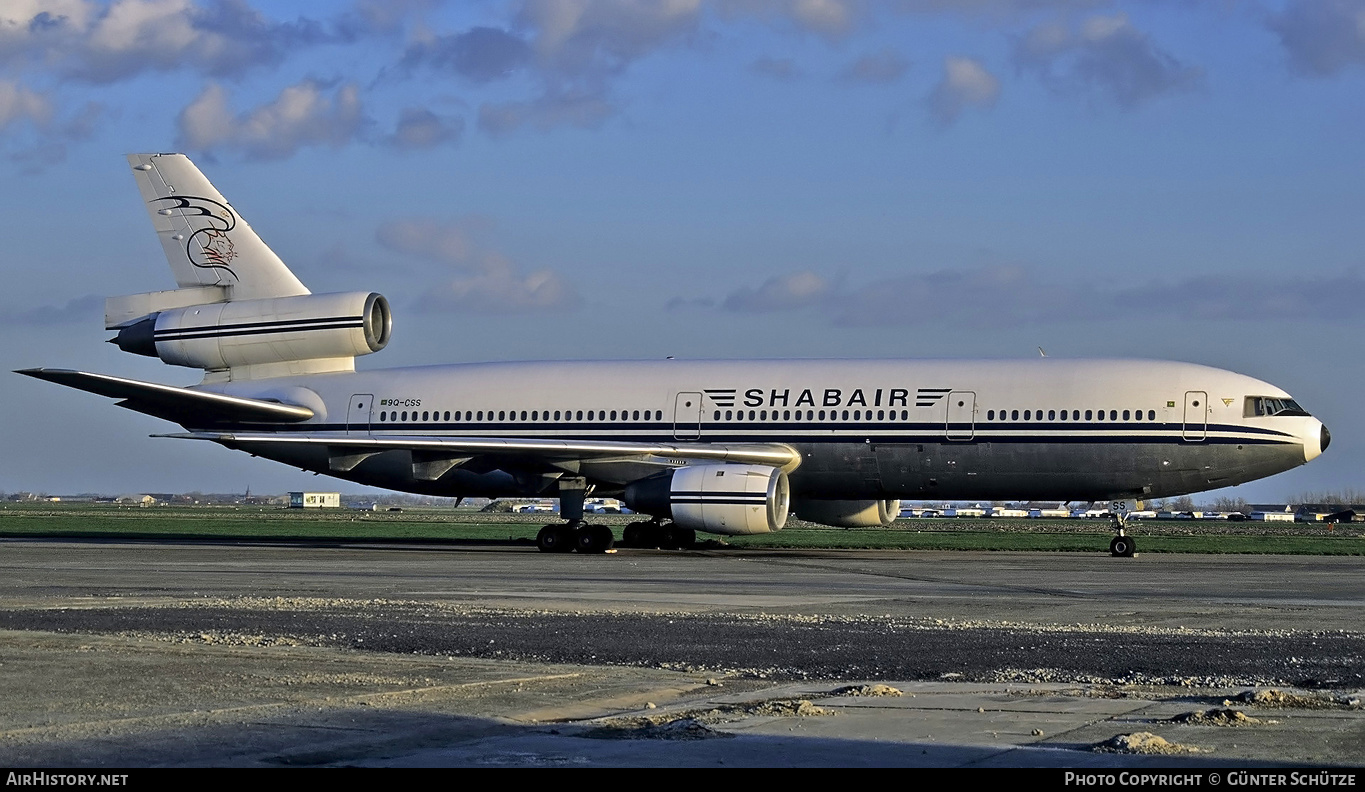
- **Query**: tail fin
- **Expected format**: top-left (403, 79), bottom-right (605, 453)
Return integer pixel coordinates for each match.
top-left (126, 153), bottom-right (309, 301)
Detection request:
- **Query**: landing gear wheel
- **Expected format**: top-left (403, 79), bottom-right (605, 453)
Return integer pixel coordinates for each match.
top-left (622, 521), bottom-right (652, 548)
top-left (537, 524), bottom-right (575, 553)
top-left (1109, 535), bottom-right (1135, 558)
top-left (658, 525), bottom-right (696, 550)
top-left (575, 524), bottom-right (615, 554)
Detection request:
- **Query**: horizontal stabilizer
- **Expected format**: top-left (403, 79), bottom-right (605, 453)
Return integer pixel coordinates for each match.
top-left (15, 368), bottom-right (314, 424)
top-left (163, 431), bottom-right (800, 469)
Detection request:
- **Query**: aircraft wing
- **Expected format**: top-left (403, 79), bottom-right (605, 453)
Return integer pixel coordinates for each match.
top-left (15, 368), bottom-right (315, 424)
top-left (163, 431), bottom-right (801, 470)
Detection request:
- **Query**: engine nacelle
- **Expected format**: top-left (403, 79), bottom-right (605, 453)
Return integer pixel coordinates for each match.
top-left (622, 464), bottom-right (790, 536)
top-left (795, 498), bottom-right (901, 528)
top-left (115, 292), bottom-right (390, 372)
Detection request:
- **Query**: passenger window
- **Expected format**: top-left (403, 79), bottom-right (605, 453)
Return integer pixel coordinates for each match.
top-left (714, 410), bottom-right (720, 420)
top-left (845, 410), bottom-right (852, 420)
top-left (1109, 410), bottom-right (1117, 421)
top-left (379, 411), bottom-right (386, 421)
top-left (818, 410), bottom-right (826, 420)
top-left (784, 410), bottom-right (791, 420)
top-left (1122, 410), bottom-right (1130, 420)
top-left (878, 410), bottom-right (885, 420)
top-left (1024, 410), bottom-right (1031, 420)
top-left (726, 410), bottom-right (732, 420)
top-left (1148, 410), bottom-right (1155, 420)
top-left (1048, 410), bottom-right (1055, 421)
top-left (610, 410), bottom-right (617, 420)
top-left (554, 411), bottom-right (560, 420)
top-left (987, 410), bottom-right (994, 420)
top-left (633, 410), bottom-right (640, 420)
top-left (1011, 410), bottom-right (1019, 420)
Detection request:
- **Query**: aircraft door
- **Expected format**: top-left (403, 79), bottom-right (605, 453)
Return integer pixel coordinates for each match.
top-left (1182, 390), bottom-right (1207, 442)
top-left (945, 391), bottom-right (976, 441)
top-left (674, 392), bottom-right (702, 440)
top-left (347, 393), bottom-right (374, 436)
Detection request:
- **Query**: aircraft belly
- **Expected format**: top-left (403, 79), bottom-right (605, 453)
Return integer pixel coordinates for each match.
top-left (790, 439), bottom-right (1307, 502)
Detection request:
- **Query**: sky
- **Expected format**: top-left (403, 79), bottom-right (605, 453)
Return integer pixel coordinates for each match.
top-left (0, 0), bottom-right (1362, 502)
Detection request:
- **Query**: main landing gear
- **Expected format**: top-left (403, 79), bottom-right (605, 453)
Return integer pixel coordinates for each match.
top-left (1109, 500), bottom-right (1136, 558)
top-left (536, 521), bottom-right (615, 554)
top-left (621, 520), bottom-right (695, 550)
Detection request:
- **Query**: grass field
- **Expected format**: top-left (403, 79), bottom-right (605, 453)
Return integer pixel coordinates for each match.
top-left (2, 503), bottom-right (1362, 554)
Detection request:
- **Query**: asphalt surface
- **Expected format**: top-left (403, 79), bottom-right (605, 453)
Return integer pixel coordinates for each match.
top-left (2, 539), bottom-right (1364, 767)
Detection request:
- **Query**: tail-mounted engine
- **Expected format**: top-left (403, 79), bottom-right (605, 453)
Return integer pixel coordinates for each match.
top-left (623, 464), bottom-right (790, 536)
top-left (112, 292), bottom-right (390, 377)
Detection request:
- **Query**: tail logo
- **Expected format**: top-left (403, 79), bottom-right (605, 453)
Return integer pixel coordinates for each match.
top-left (151, 195), bottom-right (239, 281)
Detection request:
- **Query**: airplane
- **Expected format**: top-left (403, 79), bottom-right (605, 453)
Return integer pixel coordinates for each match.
top-left (17, 154), bottom-right (1331, 557)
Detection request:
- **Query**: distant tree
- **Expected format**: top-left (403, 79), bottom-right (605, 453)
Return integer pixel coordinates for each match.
top-left (1168, 495), bottom-right (1197, 511)
top-left (1289, 488), bottom-right (1365, 506)
top-left (480, 499), bottom-right (514, 513)
top-left (1209, 496), bottom-right (1249, 513)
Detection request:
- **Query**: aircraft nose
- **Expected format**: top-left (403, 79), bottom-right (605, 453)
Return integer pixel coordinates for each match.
top-left (1303, 419), bottom-right (1328, 463)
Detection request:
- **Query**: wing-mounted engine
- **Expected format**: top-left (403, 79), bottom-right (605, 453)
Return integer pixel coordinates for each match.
top-left (622, 464), bottom-right (790, 536)
top-left (795, 498), bottom-right (901, 528)
top-left (111, 291), bottom-right (391, 380)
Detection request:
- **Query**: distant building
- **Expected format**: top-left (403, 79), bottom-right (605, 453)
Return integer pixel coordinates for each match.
top-left (289, 492), bottom-right (340, 509)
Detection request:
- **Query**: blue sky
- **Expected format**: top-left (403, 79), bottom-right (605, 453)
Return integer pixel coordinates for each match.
top-left (1, 0), bottom-right (1362, 502)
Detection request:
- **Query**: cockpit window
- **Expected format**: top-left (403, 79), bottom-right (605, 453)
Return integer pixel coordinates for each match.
top-left (1244, 396), bottom-right (1311, 418)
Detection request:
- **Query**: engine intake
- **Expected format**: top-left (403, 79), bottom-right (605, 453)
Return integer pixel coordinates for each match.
top-left (623, 464), bottom-right (789, 536)
top-left (115, 292), bottom-right (390, 372)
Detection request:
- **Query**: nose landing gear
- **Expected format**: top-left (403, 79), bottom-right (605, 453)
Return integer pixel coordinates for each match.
top-left (1109, 500), bottom-right (1136, 558)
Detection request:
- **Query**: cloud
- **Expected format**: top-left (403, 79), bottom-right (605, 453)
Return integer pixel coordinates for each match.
top-left (1115, 271), bottom-right (1365, 321)
top-left (376, 216), bottom-right (580, 313)
top-left (402, 25), bottom-right (532, 83)
top-left (722, 271), bottom-right (831, 312)
top-left (714, 266), bottom-right (1365, 327)
top-left (2, 294), bottom-right (102, 325)
top-left (517, 0), bottom-right (705, 72)
top-left (0, 0), bottom-right (333, 83)
top-left (415, 259), bottom-right (580, 313)
top-left (750, 55), bottom-right (799, 80)
top-left (0, 80), bottom-right (52, 129)
top-left (477, 85), bottom-right (614, 137)
top-left (1268, 0), bottom-right (1365, 77)
top-left (388, 106), bottom-right (464, 150)
top-left (176, 80), bottom-right (364, 160)
top-left (1012, 13), bottom-right (1201, 107)
top-left (838, 49), bottom-right (908, 83)
top-left (926, 56), bottom-right (999, 124)
top-left (375, 217), bottom-right (489, 263)
top-left (719, 0), bottom-right (862, 40)
top-left (665, 296), bottom-right (716, 311)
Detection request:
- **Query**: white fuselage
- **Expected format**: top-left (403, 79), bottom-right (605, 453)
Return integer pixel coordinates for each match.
top-left (199, 357), bottom-right (1325, 503)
